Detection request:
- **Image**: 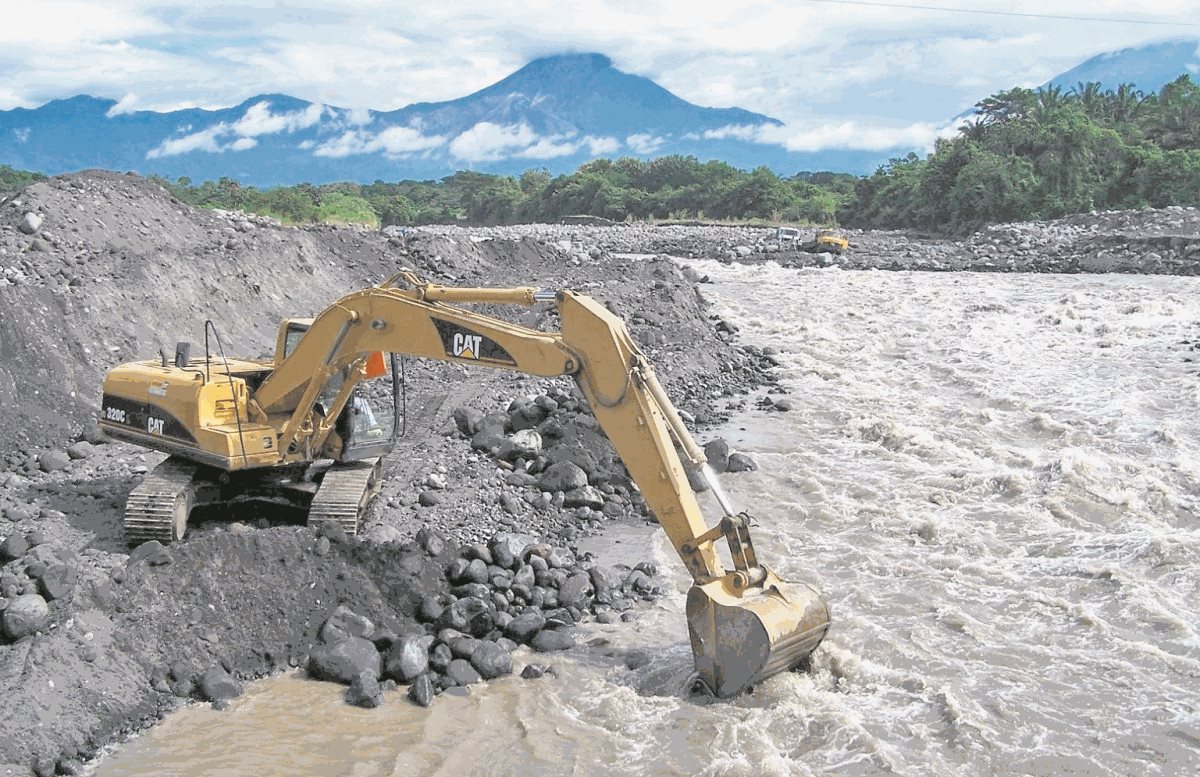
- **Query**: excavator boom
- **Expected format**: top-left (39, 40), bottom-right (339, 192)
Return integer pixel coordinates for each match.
top-left (100, 270), bottom-right (830, 696)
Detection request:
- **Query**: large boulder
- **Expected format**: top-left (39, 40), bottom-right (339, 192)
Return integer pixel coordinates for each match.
top-left (704, 438), bottom-right (730, 472)
top-left (199, 666), bottom-right (243, 702)
top-left (445, 658), bottom-right (482, 686)
top-left (436, 597), bottom-right (495, 638)
top-left (557, 573), bottom-right (593, 610)
top-left (18, 212), bottom-right (43, 235)
top-left (408, 674), bottom-right (434, 707)
top-left (503, 610), bottom-right (545, 644)
top-left (530, 630), bottom-right (576, 652)
top-left (490, 532), bottom-right (535, 561)
top-left (383, 636), bottom-right (429, 683)
top-left (345, 671), bottom-right (384, 708)
top-left (452, 406), bottom-right (485, 436)
top-left (496, 430), bottom-right (542, 462)
top-left (307, 636), bottom-right (381, 684)
top-left (470, 641), bottom-right (512, 680)
top-left (38, 450), bottom-right (71, 473)
top-left (38, 564), bottom-right (76, 601)
top-left (726, 453), bottom-right (758, 473)
top-left (538, 461), bottom-right (587, 492)
top-left (319, 605), bottom-right (375, 644)
top-left (2, 594), bottom-right (48, 639)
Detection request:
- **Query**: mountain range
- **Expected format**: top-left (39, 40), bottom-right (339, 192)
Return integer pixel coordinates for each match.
top-left (1, 42), bottom-right (1197, 187)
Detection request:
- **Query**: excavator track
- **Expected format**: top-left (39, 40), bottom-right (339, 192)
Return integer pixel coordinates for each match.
top-left (124, 457), bottom-right (198, 545)
top-left (307, 457), bottom-right (382, 536)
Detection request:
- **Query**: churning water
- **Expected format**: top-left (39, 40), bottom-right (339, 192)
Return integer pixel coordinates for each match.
top-left (96, 265), bottom-right (1200, 776)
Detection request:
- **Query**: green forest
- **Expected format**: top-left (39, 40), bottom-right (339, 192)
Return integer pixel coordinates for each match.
top-left (6, 77), bottom-right (1198, 234)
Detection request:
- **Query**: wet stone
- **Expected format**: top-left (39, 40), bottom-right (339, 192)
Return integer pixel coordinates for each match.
top-left (408, 673), bottom-right (434, 707)
top-left (445, 658), bottom-right (482, 686)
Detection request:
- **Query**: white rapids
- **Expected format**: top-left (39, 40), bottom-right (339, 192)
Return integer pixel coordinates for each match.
top-left (94, 264), bottom-right (1200, 776)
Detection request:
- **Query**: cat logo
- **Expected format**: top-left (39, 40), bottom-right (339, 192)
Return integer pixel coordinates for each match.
top-left (451, 332), bottom-right (483, 360)
top-left (147, 417), bottom-right (165, 436)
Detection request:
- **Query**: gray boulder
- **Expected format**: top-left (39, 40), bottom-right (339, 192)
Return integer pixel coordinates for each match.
top-left (530, 630), bottom-right (576, 652)
top-left (503, 610), bottom-right (545, 644)
top-left (408, 673), bottom-right (434, 707)
top-left (345, 671), bottom-right (384, 708)
top-left (66, 441), bottom-right (94, 460)
top-left (39, 450), bottom-right (71, 473)
top-left (496, 429), bottom-right (542, 462)
top-left (726, 453), bottom-right (758, 473)
top-left (199, 666), bottom-right (243, 702)
top-left (490, 532), bottom-right (535, 561)
top-left (563, 486), bottom-right (603, 508)
top-left (452, 406), bottom-right (485, 436)
top-left (2, 594), bottom-right (48, 639)
top-left (557, 573), bottom-right (593, 610)
top-left (445, 658), bottom-right (482, 686)
top-left (307, 636), bottom-right (381, 684)
top-left (383, 636), bottom-right (428, 683)
top-left (538, 461), bottom-right (587, 492)
top-left (38, 564), bottom-right (76, 601)
top-left (470, 641), bottom-right (512, 679)
top-left (18, 212), bottom-right (42, 235)
top-left (704, 439), bottom-right (730, 472)
top-left (319, 605), bottom-right (375, 644)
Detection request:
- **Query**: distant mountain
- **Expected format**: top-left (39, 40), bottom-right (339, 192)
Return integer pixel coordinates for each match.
top-left (0, 53), bottom-right (892, 186)
top-left (1045, 38), bottom-right (1199, 93)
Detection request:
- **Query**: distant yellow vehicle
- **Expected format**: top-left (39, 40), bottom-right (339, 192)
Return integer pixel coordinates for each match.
top-left (778, 227), bottom-right (849, 254)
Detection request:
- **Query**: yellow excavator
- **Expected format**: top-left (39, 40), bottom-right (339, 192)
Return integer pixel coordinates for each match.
top-left (98, 270), bottom-right (830, 697)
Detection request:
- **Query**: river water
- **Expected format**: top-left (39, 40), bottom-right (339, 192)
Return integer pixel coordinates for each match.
top-left (95, 264), bottom-right (1200, 776)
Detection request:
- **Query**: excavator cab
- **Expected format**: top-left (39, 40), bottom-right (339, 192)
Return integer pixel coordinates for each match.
top-left (276, 318), bottom-right (403, 463)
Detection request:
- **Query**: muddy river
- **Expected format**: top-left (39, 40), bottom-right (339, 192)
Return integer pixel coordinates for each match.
top-left (95, 264), bottom-right (1200, 776)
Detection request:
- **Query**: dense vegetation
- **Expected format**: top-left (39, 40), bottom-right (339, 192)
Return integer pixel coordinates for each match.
top-left (153, 162), bottom-right (856, 228)
top-left (851, 75), bottom-right (1200, 231)
top-left (0, 165), bottom-right (45, 192)
top-left (5, 77), bottom-right (1198, 233)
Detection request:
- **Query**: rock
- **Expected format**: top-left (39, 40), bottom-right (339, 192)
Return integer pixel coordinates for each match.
top-left (531, 630), bottom-right (576, 652)
top-left (588, 565), bottom-right (621, 595)
top-left (2, 594), bottom-right (48, 639)
top-left (726, 453), bottom-right (758, 472)
top-left (704, 439), bottom-right (730, 472)
top-left (470, 425), bottom-right (506, 453)
top-left (538, 461), bottom-right (588, 492)
top-left (320, 605), bottom-right (375, 644)
top-left (66, 441), bottom-right (94, 460)
top-left (686, 466), bottom-right (710, 493)
top-left (469, 641), bottom-right (512, 679)
top-left (38, 450), bottom-right (71, 472)
top-left (408, 673), bottom-right (434, 707)
top-left (198, 666), bottom-right (243, 702)
top-left (417, 594), bottom-right (445, 623)
top-left (345, 671), bottom-right (384, 708)
top-left (503, 610), bottom-right (545, 644)
top-left (415, 527), bottom-right (446, 556)
top-left (418, 490), bottom-right (443, 507)
top-left (436, 597), bottom-right (494, 637)
top-left (508, 403), bottom-right (547, 432)
top-left (425, 472), bottom-right (447, 490)
top-left (773, 397), bottom-right (794, 412)
top-left (38, 564), bottom-right (76, 601)
top-left (562, 486), bottom-right (604, 508)
top-left (445, 658), bottom-right (482, 686)
top-left (307, 636), bottom-right (381, 684)
top-left (1, 534), bottom-right (29, 562)
top-left (520, 664), bottom-right (548, 680)
top-left (18, 212), bottom-right (43, 235)
top-left (496, 429), bottom-right (543, 462)
top-left (546, 547), bottom-right (574, 569)
top-left (557, 573), bottom-right (593, 609)
top-left (465, 558), bottom-right (489, 585)
top-left (453, 407), bottom-right (485, 436)
top-left (490, 532), bottom-right (535, 561)
top-left (314, 536), bottom-right (331, 556)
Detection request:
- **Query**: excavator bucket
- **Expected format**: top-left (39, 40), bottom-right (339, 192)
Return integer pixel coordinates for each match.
top-left (686, 571), bottom-right (830, 697)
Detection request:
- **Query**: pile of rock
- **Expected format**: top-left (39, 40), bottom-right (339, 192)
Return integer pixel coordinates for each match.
top-left (0, 529), bottom-right (83, 643)
top-left (306, 529), bottom-right (665, 707)
top-left (451, 390), bottom-right (650, 535)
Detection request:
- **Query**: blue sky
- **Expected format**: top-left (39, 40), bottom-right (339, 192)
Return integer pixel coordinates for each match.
top-left (1, 1), bottom-right (1196, 153)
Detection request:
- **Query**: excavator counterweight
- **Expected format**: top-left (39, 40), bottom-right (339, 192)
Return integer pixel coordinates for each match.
top-left (98, 270), bottom-right (830, 697)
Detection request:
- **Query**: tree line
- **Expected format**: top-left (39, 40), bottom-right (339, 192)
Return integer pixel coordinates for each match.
top-left (849, 75), bottom-right (1200, 231)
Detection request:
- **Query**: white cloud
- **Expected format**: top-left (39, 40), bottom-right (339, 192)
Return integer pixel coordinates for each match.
top-left (106, 92), bottom-right (139, 117)
top-left (229, 137), bottom-right (258, 151)
top-left (231, 101), bottom-right (324, 137)
top-left (147, 124), bottom-right (230, 158)
top-left (626, 133), bottom-right (664, 155)
top-left (313, 125), bottom-right (446, 158)
top-left (743, 120), bottom-right (957, 153)
top-left (584, 136), bottom-right (620, 155)
top-left (13, 127), bottom-right (30, 143)
top-left (449, 122), bottom-right (538, 162)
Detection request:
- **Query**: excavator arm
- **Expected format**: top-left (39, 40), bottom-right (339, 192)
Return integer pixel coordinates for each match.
top-left (253, 271), bottom-right (830, 696)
